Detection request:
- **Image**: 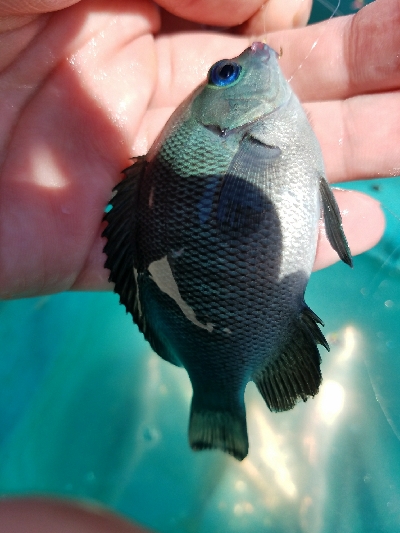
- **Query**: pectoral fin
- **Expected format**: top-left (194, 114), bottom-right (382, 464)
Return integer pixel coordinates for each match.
top-left (217, 135), bottom-right (281, 229)
top-left (319, 177), bottom-right (353, 267)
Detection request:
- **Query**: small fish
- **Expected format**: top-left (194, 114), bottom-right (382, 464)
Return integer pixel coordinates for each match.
top-left (102, 42), bottom-right (352, 460)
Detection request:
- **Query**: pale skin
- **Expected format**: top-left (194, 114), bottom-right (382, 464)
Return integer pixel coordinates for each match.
top-left (0, 0), bottom-right (398, 530)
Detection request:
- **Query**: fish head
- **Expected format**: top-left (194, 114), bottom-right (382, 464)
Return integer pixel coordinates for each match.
top-left (191, 42), bottom-right (292, 133)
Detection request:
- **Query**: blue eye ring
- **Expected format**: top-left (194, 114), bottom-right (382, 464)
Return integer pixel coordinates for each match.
top-left (208, 60), bottom-right (242, 87)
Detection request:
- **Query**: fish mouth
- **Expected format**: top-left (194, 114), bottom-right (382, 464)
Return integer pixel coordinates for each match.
top-left (249, 41), bottom-right (277, 62)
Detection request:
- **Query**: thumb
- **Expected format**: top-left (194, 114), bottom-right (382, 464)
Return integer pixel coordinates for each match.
top-left (155, 0), bottom-right (312, 29)
top-left (0, 0), bottom-right (80, 32)
top-left (155, 0), bottom-right (265, 27)
top-left (238, 0), bottom-right (314, 33)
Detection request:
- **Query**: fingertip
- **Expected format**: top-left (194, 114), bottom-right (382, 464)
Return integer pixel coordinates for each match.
top-left (0, 0), bottom-right (81, 17)
top-left (237, 0), bottom-right (313, 34)
top-left (155, 0), bottom-right (263, 26)
top-left (0, 497), bottom-right (153, 533)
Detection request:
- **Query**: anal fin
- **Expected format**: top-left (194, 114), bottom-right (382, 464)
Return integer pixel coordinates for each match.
top-left (254, 306), bottom-right (328, 412)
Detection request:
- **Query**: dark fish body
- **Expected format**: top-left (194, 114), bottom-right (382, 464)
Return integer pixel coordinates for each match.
top-left (103, 43), bottom-right (352, 460)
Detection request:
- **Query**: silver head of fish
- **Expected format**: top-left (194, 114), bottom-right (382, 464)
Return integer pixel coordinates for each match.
top-left (191, 42), bottom-right (292, 132)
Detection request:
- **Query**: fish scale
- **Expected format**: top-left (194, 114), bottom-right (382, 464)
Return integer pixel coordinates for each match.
top-left (102, 42), bottom-right (352, 460)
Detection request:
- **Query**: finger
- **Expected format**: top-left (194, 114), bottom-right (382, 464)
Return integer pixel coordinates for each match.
top-left (306, 91), bottom-right (400, 183)
top-left (150, 33), bottom-right (247, 108)
top-left (266, 0), bottom-right (400, 102)
top-left (313, 190), bottom-right (385, 271)
top-left (151, 0), bottom-right (400, 110)
top-left (0, 0), bottom-right (80, 16)
top-left (159, 8), bottom-right (206, 34)
top-left (0, 498), bottom-right (153, 533)
top-left (155, 0), bottom-right (265, 27)
top-left (238, 0), bottom-right (313, 34)
top-left (0, 0), bottom-right (80, 32)
top-left (73, 221), bottom-right (111, 291)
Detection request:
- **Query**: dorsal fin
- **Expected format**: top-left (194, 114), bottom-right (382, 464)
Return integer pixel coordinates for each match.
top-left (102, 157), bottom-right (146, 314)
top-left (102, 158), bottom-right (182, 368)
top-left (253, 305), bottom-right (328, 412)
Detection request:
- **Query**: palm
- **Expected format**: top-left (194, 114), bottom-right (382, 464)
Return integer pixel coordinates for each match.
top-left (0, 0), bottom-right (397, 298)
top-left (0, 2), bottom-right (157, 297)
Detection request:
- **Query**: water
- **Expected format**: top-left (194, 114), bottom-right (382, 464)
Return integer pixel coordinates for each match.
top-left (0, 2), bottom-right (398, 532)
top-left (309, 0), bottom-right (373, 22)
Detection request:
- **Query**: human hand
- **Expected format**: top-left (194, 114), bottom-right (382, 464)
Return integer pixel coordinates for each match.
top-left (0, 497), bottom-right (154, 533)
top-left (0, 0), bottom-right (394, 299)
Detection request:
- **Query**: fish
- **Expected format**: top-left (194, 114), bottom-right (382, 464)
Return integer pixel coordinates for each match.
top-left (102, 42), bottom-right (352, 461)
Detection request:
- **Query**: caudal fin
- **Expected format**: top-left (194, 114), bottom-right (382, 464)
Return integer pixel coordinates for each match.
top-left (189, 403), bottom-right (248, 461)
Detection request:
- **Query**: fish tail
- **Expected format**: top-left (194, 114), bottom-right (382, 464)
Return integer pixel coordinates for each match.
top-left (189, 399), bottom-right (248, 461)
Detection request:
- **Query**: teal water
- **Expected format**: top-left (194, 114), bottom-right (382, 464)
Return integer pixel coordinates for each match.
top-left (309, 0), bottom-right (374, 21)
top-left (1, 2), bottom-right (398, 532)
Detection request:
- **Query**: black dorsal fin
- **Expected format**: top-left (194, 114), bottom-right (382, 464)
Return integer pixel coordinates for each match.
top-left (319, 177), bottom-right (353, 267)
top-left (102, 157), bottom-right (146, 315)
top-left (253, 306), bottom-right (328, 412)
top-left (102, 158), bottom-right (182, 368)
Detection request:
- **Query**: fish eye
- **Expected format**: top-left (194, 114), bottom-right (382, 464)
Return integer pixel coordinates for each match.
top-left (208, 60), bottom-right (242, 87)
